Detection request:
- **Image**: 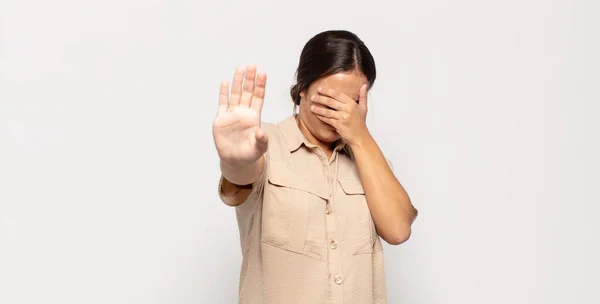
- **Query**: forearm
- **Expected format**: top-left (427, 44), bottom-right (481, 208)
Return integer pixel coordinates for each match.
top-left (350, 134), bottom-right (418, 245)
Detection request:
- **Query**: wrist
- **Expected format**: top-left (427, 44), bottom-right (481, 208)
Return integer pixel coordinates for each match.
top-left (347, 129), bottom-right (373, 151)
top-left (220, 156), bottom-right (257, 170)
top-left (220, 155), bottom-right (264, 186)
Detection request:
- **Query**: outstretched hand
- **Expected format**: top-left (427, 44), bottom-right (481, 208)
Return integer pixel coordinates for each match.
top-left (213, 65), bottom-right (268, 167)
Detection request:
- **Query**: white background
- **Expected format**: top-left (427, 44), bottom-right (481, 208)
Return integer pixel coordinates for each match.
top-left (1, 0), bottom-right (599, 303)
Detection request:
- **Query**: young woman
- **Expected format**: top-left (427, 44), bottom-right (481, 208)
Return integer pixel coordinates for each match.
top-left (213, 30), bottom-right (418, 304)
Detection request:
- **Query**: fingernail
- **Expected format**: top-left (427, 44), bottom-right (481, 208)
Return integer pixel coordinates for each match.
top-left (318, 87), bottom-right (322, 92)
top-left (311, 105), bottom-right (315, 111)
top-left (311, 95), bottom-right (316, 101)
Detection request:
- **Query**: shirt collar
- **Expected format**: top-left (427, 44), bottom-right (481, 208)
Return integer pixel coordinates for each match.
top-left (280, 115), bottom-right (305, 152)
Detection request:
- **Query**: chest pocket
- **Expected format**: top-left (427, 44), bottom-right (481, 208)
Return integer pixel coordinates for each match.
top-left (262, 160), bottom-right (329, 261)
top-left (337, 176), bottom-right (383, 255)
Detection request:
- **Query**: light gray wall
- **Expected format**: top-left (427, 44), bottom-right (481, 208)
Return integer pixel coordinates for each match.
top-left (1, 0), bottom-right (599, 303)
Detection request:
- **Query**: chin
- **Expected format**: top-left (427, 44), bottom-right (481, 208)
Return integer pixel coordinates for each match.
top-left (316, 127), bottom-right (340, 143)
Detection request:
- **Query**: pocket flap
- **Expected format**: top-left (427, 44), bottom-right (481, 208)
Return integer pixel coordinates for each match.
top-left (338, 177), bottom-right (365, 195)
top-left (268, 161), bottom-right (329, 199)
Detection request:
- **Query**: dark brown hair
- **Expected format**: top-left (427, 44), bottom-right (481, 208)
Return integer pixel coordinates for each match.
top-left (290, 30), bottom-right (376, 105)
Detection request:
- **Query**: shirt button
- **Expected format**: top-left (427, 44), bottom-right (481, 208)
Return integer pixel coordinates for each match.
top-left (325, 207), bottom-right (331, 215)
top-left (329, 240), bottom-right (338, 250)
top-left (334, 275), bottom-right (344, 285)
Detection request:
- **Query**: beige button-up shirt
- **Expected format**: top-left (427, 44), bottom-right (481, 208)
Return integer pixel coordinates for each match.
top-left (218, 115), bottom-right (389, 304)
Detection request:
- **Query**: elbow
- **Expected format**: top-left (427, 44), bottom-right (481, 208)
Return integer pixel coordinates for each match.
top-left (380, 207), bottom-right (418, 245)
top-left (381, 225), bottom-right (412, 246)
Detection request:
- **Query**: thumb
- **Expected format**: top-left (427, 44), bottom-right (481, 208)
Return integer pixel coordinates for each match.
top-left (255, 127), bottom-right (269, 152)
top-left (358, 84), bottom-right (368, 111)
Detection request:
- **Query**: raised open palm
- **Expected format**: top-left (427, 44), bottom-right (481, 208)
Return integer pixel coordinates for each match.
top-left (213, 65), bottom-right (268, 166)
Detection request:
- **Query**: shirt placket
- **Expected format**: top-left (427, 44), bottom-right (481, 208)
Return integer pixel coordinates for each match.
top-left (320, 148), bottom-right (345, 303)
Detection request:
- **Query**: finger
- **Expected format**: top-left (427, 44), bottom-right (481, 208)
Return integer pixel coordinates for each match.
top-left (310, 94), bottom-right (343, 110)
top-left (251, 72), bottom-right (267, 113)
top-left (218, 81), bottom-right (229, 114)
top-left (255, 127), bottom-right (269, 152)
top-left (229, 67), bottom-right (245, 108)
top-left (317, 87), bottom-right (352, 104)
top-left (358, 84), bottom-right (368, 110)
top-left (240, 64), bottom-right (256, 107)
top-left (310, 104), bottom-right (341, 119)
top-left (315, 114), bottom-right (336, 127)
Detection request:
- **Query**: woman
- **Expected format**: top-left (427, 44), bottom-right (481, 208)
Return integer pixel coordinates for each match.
top-left (213, 30), bottom-right (418, 304)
